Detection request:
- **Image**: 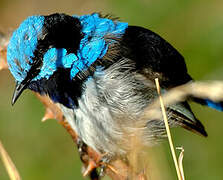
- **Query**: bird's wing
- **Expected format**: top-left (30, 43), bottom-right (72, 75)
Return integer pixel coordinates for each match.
top-left (120, 25), bottom-right (192, 88)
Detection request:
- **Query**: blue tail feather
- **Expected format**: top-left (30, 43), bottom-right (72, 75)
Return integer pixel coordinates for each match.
top-left (205, 100), bottom-right (223, 111)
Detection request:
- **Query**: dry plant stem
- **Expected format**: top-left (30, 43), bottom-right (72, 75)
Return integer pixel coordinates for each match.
top-left (140, 80), bottom-right (223, 127)
top-left (0, 140), bottom-right (21, 180)
top-left (155, 78), bottom-right (183, 180)
top-left (176, 147), bottom-right (185, 180)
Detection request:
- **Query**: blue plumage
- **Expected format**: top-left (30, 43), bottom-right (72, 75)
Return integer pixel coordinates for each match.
top-left (205, 100), bottom-right (223, 111)
top-left (35, 48), bottom-right (77, 80)
top-left (39, 14), bottom-right (127, 80)
top-left (7, 13), bottom-right (128, 82)
top-left (6, 12), bottom-right (223, 168)
top-left (7, 16), bottom-right (44, 82)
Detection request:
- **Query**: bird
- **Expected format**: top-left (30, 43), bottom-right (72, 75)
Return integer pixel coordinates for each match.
top-left (7, 13), bottom-right (223, 157)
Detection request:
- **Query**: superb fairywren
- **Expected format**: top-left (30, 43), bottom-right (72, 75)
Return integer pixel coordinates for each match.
top-left (7, 13), bottom-right (223, 156)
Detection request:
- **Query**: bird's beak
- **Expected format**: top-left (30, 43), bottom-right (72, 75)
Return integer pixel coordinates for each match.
top-left (11, 81), bottom-right (27, 105)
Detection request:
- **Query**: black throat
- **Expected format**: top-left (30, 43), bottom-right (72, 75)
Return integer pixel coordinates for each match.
top-left (28, 68), bottom-right (83, 108)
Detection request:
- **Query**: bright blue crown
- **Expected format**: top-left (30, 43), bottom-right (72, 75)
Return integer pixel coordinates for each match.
top-left (7, 13), bottom-right (128, 83)
top-left (7, 16), bottom-right (44, 82)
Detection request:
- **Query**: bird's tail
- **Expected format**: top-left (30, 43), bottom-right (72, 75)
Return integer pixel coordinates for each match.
top-left (193, 98), bottom-right (223, 111)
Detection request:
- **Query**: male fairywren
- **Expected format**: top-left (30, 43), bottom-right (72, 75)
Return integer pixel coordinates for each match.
top-left (7, 13), bottom-right (223, 156)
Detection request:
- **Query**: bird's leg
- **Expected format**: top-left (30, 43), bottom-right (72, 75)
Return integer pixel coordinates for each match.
top-left (77, 138), bottom-right (119, 178)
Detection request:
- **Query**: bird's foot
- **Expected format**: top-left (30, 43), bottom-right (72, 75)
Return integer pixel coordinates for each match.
top-left (77, 138), bottom-right (117, 178)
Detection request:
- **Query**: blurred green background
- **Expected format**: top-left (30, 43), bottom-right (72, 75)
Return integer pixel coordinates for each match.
top-left (0, 0), bottom-right (223, 179)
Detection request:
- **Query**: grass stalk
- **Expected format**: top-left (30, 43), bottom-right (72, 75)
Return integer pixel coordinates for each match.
top-left (155, 78), bottom-right (183, 180)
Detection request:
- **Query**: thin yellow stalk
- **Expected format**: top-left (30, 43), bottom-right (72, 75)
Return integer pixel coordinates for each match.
top-left (0, 140), bottom-right (21, 180)
top-left (155, 78), bottom-right (183, 180)
top-left (176, 147), bottom-right (185, 180)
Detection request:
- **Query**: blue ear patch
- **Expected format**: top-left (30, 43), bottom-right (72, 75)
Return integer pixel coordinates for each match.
top-left (69, 13), bottom-right (128, 79)
top-left (7, 16), bottom-right (44, 82)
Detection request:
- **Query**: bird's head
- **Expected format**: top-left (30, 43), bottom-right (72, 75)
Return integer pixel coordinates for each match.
top-left (7, 13), bottom-right (128, 107)
top-left (7, 13), bottom-right (84, 107)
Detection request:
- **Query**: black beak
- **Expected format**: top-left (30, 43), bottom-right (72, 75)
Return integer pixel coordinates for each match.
top-left (11, 81), bottom-right (28, 105)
